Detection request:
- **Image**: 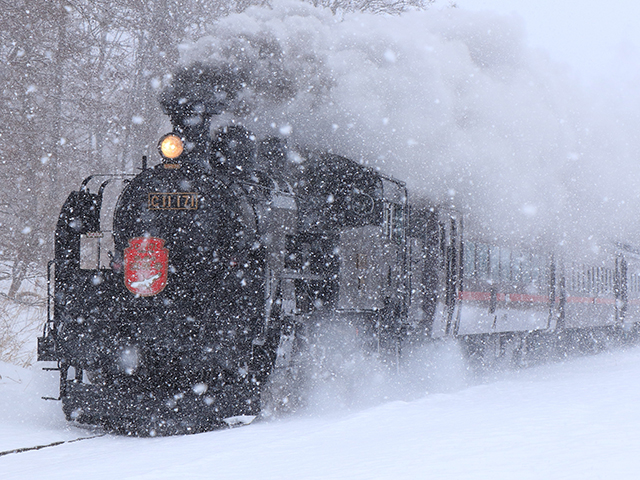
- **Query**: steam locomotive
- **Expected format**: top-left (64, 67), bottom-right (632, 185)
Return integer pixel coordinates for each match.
top-left (38, 65), bottom-right (640, 435)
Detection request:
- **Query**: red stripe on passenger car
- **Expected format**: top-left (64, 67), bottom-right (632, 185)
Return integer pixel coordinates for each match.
top-left (458, 291), bottom-right (549, 303)
top-left (565, 296), bottom-right (616, 305)
top-left (458, 291), bottom-right (490, 301)
top-left (506, 294), bottom-right (550, 303)
top-left (595, 297), bottom-right (616, 305)
top-left (565, 296), bottom-right (592, 304)
top-left (460, 292), bottom-right (615, 305)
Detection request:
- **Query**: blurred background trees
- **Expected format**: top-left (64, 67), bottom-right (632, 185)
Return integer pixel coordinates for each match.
top-left (0, 0), bottom-right (242, 301)
top-left (307, 0), bottom-right (430, 14)
top-left (0, 0), bottom-right (430, 302)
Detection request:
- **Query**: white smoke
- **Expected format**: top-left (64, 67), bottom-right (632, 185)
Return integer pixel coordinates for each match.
top-left (263, 318), bottom-right (471, 416)
top-left (179, 0), bottom-right (640, 249)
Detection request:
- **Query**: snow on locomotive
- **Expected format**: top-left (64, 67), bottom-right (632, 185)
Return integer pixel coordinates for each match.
top-left (38, 65), bottom-right (640, 434)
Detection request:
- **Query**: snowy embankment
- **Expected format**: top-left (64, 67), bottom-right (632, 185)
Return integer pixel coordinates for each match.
top-left (3, 347), bottom-right (640, 479)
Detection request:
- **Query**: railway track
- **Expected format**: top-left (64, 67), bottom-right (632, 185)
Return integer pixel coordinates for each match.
top-left (0, 433), bottom-right (106, 457)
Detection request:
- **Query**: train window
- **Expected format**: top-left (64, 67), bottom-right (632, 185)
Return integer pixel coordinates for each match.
top-left (383, 203), bottom-right (388, 237)
top-left (476, 243), bottom-right (489, 279)
top-left (439, 222), bottom-right (447, 265)
top-left (512, 252), bottom-right (524, 284)
top-left (500, 248), bottom-right (511, 282)
top-left (382, 178), bottom-right (405, 204)
top-left (489, 245), bottom-right (500, 281)
top-left (382, 202), bottom-right (404, 244)
top-left (610, 269), bottom-right (614, 292)
top-left (605, 268), bottom-right (613, 293)
top-left (584, 268), bottom-right (589, 292)
top-left (392, 204), bottom-right (404, 244)
top-left (574, 265), bottom-right (582, 292)
top-left (525, 256), bottom-right (533, 284)
top-left (512, 253), bottom-right (531, 284)
top-left (80, 235), bottom-right (100, 270)
top-left (598, 267), bottom-right (603, 292)
top-left (80, 232), bottom-right (114, 270)
top-left (569, 264), bottom-right (581, 292)
top-left (463, 241), bottom-right (476, 278)
top-left (579, 265), bottom-right (588, 292)
top-left (568, 268), bottom-right (574, 291)
top-left (530, 254), bottom-right (545, 285)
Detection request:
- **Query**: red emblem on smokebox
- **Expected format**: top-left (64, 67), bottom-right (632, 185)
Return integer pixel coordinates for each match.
top-left (124, 237), bottom-right (168, 296)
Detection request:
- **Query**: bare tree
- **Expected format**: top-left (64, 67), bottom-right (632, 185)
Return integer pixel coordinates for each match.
top-left (0, 1), bottom-right (65, 299)
top-left (0, 0), bottom-right (260, 299)
top-left (304, 0), bottom-right (432, 15)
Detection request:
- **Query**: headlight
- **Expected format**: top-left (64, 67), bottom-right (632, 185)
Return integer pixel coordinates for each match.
top-left (158, 133), bottom-right (184, 160)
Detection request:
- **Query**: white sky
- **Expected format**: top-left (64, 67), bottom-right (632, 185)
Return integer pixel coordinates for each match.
top-left (436, 0), bottom-right (640, 82)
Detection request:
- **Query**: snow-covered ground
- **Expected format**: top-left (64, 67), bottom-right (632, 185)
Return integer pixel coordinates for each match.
top-left (3, 345), bottom-right (640, 479)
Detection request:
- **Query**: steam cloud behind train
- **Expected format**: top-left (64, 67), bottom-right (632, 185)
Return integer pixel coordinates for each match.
top-left (176, 0), bottom-right (640, 252)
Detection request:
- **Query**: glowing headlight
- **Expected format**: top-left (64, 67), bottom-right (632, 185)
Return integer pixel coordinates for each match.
top-left (158, 133), bottom-right (184, 160)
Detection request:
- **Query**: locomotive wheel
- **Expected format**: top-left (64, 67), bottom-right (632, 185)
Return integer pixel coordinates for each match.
top-left (60, 364), bottom-right (98, 425)
top-left (261, 320), bottom-right (309, 418)
top-left (58, 363), bottom-right (262, 436)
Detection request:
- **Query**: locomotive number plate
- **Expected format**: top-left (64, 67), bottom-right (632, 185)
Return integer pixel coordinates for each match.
top-left (148, 192), bottom-right (198, 210)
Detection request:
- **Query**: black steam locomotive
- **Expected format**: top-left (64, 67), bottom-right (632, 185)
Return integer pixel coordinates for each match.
top-left (38, 65), bottom-right (640, 435)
